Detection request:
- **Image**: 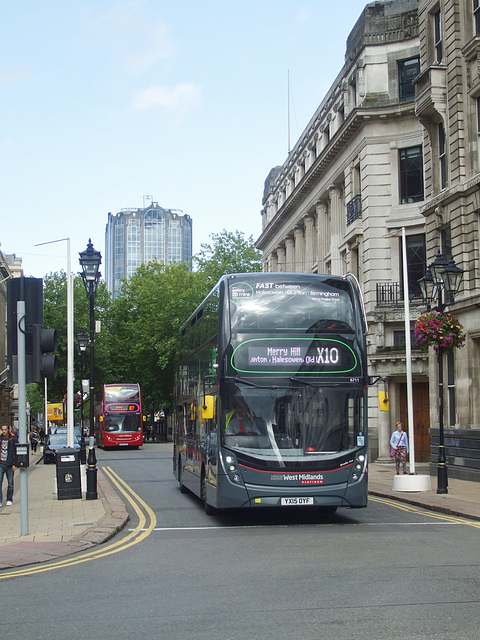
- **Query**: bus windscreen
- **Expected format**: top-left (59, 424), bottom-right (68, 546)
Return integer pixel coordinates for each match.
top-left (229, 277), bottom-right (355, 332)
top-left (104, 385), bottom-right (140, 403)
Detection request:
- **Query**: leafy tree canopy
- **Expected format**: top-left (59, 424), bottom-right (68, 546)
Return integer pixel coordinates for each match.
top-left (42, 271), bottom-right (111, 402)
top-left (38, 228), bottom-right (262, 417)
top-left (193, 229), bottom-right (262, 286)
top-left (106, 261), bottom-right (206, 411)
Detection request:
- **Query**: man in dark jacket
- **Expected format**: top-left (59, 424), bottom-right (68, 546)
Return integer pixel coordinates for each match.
top-left (0, 425), bottom-right (17, 506)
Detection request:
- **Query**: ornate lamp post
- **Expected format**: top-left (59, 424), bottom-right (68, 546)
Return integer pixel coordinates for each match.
top-left (418, 251), bottom-right (464, 494)
top-left (76, 330), bottom-right (88, 464)
top-left (79, 239), bottom-right (102, 500)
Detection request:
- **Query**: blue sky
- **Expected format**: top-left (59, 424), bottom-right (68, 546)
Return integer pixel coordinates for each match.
top-left (1, 0), bottom-right (369, 278)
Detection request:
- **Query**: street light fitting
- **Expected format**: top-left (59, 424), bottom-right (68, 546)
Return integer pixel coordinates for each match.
top-left (79, 238), bottom-right (102, 294)
top-left (76, 330), bottom-right (89, 353)
top-left (441, 259), bottom-right (464, 304)
top-left (428, 250), bottom-right (449, 284)
top-left (418, 268), bottom-right (435, 306)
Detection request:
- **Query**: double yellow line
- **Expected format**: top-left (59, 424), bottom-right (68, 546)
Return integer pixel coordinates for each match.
top-left (370, 495), bottom-right (480, 529)
top-left (0, 467), bottom-right (157, 580)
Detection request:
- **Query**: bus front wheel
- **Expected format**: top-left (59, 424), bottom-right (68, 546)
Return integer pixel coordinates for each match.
top-left (319, 506), bottom-right (338, 514)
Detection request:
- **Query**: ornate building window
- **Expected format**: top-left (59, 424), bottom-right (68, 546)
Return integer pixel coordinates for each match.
top-left (399, 146), bottom-right (424, 203)
top-left (439, 123), bottom-right (447, 189)
top-left (405, 233), bottom-right (426, 298)
top-left (474, 0), bottom-right (480, 37)
top-left (434, 9), bottom-right (443, 63)
top-left (398, 57), bottom-right (420, 102)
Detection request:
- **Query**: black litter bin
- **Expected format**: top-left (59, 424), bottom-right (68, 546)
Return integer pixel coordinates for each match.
top-left (56, 447), bottom-right (82, 500)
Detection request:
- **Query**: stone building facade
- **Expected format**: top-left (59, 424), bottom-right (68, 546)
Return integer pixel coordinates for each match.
top-left (256, 0), bottom-right (430, 466)
top-left (257, 0), bottom-right (480, 480)
top-left (414, 0), bottom-right (480, 479)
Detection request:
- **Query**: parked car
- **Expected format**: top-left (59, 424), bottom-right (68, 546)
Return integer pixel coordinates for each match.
top-left (50, 426), bottom-right (83, 439)
top-left (43, 432), bottom-right (81, 464)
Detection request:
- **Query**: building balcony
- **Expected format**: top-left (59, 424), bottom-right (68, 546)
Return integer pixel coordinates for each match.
top-left (346, 195), bottom-right (362, 226)
top-left (376, 281), bottom-right (423, 307)
top-left (414, 64), bottom-right (447, 121)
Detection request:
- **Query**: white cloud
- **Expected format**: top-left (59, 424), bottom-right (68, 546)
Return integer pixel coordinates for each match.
top-left (86, 2), bottom-right (177, 75)
top-left (295, 8), bottom-right (312, 24)
top-left (123, 23), bottom-right (178, 75)
top-left (129, 83), bottom-right (203, 115)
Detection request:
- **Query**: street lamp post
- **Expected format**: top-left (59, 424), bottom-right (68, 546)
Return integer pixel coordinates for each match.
top-left (418, 251), bottom-right (464, 494)
top-left (76, 330), bottom-right (89, 465)
top-left (79, 239), bottom-right (102, 500)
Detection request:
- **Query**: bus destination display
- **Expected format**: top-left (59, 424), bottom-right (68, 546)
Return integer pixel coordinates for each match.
top-left (105, 403), bottom-right (140, 413)
top-left (231, 338), bottom-right (359, 375)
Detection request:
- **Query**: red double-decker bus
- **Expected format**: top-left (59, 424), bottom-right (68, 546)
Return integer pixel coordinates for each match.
top-left (95, 383), bottom-right (143, 449)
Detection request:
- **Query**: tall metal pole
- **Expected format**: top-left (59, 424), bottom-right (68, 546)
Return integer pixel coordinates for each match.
top-left (67, 239), bottom-right (74, 449)
top-left (44, 378), bottom-right (48, 437)
top-left (86, 287), bottom-right (97, 500)
top-left (401, 227), bottom-right (416, 474)
top-left (35, 238), bottom-right (74, 448)
top-left (79, 350), bottom-right (86, 464)
top-left (17, 301), bottom-right (29, 535)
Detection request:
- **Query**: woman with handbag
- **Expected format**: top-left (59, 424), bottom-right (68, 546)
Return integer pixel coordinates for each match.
top-left (390, 421), bottom-right (409, 475)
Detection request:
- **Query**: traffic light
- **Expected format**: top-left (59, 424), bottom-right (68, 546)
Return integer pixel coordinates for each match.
top-left (31, 324), bottom-right (58, 382)
top-left (7, 277), bottom-right (43, 383)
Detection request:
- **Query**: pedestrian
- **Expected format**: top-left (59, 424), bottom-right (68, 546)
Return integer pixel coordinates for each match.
top-left (0, 424), bottom-right (17, 507)
top-left (390, 421), bottom-right (409, 475)
top-left (29, 428), bottom-right (39, 452)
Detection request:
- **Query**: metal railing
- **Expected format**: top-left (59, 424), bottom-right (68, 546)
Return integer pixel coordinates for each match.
top-left (376, 281), bottom-right (423, 307)
top-left (346, 195), bottom-right (362, 226)
top-left (376, 282), bottom-right (403, 306)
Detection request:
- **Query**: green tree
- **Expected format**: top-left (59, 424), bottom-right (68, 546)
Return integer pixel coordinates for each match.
top-left (106, 261), bottom-right (206, 413)
top-left (41, 271), bottom-right (112, 403)
top-left (26, 384), bottom-right (44, 421)
top-left (193, 229), bottom-right (262, 286)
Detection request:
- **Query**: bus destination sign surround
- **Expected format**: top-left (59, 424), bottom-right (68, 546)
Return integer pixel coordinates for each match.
top-left (105, 403), bottom-right (140, 413)
top-left (231, 338), bottom-right (359, 375)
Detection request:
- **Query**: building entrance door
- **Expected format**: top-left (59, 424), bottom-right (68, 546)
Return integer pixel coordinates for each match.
top-left (399, 382), bottom-right (430, 462)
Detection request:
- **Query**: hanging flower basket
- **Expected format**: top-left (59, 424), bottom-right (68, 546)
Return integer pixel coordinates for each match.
top-left (414, 311), bottom-right (466, 353)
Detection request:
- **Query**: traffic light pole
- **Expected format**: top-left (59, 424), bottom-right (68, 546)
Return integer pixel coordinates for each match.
top-left (17, 301), bottom-right (29, 535)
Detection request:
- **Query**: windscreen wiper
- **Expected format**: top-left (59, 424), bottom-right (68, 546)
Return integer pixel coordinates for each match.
top-left (233, 376), bottom-right (280, 389)
top-left (289, 377), bottom-right (339, 388)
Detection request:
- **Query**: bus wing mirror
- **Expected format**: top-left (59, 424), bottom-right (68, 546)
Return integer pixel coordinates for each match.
top-left (201, 395), bottom-right (215, 421)
top-left (378, 391), bottom-right (389, 411)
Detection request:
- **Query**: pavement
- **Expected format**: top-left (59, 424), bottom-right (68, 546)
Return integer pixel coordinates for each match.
top-left (0, 448), bottom-right (478, 570)
top-left (0, 447), bottom-right (129, 570)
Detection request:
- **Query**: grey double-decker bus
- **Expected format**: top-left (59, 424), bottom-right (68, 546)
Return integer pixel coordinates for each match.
top-left (173, 272), bottom-right (368, 514)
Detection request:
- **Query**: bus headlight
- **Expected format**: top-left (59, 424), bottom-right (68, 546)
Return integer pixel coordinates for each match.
top-left (222, 452), bottom-right (244, 485)
top-left (349, 452), bottom-right (366, 483)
